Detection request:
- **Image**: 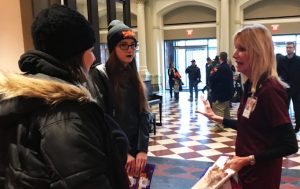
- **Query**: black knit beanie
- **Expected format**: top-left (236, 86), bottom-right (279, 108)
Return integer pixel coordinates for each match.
top-left (31, 4), bottom-right (95, 60)
top-left (107, 20), bottom-right (137, 53)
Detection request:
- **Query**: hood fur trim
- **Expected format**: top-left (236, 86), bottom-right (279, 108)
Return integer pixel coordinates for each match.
top-left (0, 72), bottom-right (94, 105)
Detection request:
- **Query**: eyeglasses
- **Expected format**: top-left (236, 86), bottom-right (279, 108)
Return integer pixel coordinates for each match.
top-left (118, 43), bottom-right (137, 50)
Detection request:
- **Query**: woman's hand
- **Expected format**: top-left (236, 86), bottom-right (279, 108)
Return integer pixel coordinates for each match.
top-left (126, 154), bottom-right (136, 175)
top-left (196, 97), bottom-right (223, 123)
top-left (224, 156), bottom-right (252, 172)
top-left (135, 152), bottom-right (147, 176)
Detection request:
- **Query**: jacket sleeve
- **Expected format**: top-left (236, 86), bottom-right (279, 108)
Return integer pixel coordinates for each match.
top-left (104, 113), bottom-right (129, 165)
top-left (208, 66), bottom-right (221, 86)
top-left (40, 109), bottom-right (114, 189)
top-left (223, 118), bottom-right (237, 130)
top-left (198, 68), bottom-right (201, 82)
top-left (255, 123), bottom-right (298, 163)
top-left (185, 66), bottom-right (190, 73)
top-left (137, 111), bottom-right (150, 153)
top-left (89, 66), bottom-right (109, 112)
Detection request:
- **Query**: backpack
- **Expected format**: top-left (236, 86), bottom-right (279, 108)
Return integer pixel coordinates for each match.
top-left (3, 121), bottom-right (50, 189)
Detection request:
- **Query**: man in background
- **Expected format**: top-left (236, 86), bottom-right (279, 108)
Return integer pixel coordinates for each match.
top-left (185, 59), bottom-right (201, 101)
top-left (209, 52), bottom-right (234, 132)
top-left (277, 42), bottom-right (300, 133)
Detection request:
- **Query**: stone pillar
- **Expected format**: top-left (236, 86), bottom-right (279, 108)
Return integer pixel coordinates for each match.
top-left (136, 0), bottom-right (150, 79)
top-left (235, 1), bottom-right (243, 31)
top-left (216, 3), bottom-right (220, 54)
top-left (219, 0), bottom-right (230, 53)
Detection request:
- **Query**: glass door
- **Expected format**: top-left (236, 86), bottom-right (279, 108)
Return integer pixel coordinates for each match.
top-left (176, 46), bottom-right (207, 90)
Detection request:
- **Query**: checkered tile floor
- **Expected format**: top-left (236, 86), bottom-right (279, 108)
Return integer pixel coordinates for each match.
top-left (148, 91), bottom-right (300, 169)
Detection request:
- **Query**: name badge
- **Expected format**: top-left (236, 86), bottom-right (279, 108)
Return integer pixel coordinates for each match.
top-left (242, 96), bottom-right (257, 119)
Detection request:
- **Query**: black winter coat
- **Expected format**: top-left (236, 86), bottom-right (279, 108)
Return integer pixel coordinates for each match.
top-left (209, 61), bottom-right (234, 102)
top-left (277, 54), bottom-right (300, 95)
top-left (89, 64), bottom-right (150, 157)
top-left (0, 50), bottom-right (129, 189)
top-left (185, 65), bottom-right (201, 82)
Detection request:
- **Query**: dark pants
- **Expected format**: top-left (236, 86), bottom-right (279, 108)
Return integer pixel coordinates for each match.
top-left (169, 80), bottom-right (174, 98)
top-left (189, 80), bottom-right (198, 100)
top-left (174, 92), bottom-right (179, 101)
top-left (288, 92), bottom-right (300, 129)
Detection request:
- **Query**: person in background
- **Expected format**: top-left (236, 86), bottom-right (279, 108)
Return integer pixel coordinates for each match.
top-left (173, 70), bottom-right (182, 102)
top-left (197, 24), bottom-right (298, 189)
top-left (168, 62), bottom-right (178, 99)
top-left (185, 59), bottom-right (201, 101)
top-left (277, 42), bottom-right (300, 133)
top-left (228, 58), bottom-right (236, 73)
top-left (200, 57), bottom-right (213, 93)
top-left (208, 52), bottom-right (234, 132)
top-left (212, 55), bottom-right (220, 67)
top-left (228, 58), bottom-right (236, 107)
top-left (0, 5), bottom-right (129, 189)
top-left (89, 20), bottom-right (150, 177)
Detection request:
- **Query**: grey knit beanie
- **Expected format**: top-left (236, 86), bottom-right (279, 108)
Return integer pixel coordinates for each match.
top-left (107, 20), bottom-right (137, 53)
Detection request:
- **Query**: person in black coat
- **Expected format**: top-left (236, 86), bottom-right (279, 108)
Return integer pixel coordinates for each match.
top-left (209, 52), bottom-right (234, 132)
top-left (168, 62), bottom-right (178, 99)
top-left (0, 5), bottom-right (129, 189)
top-left (185, 59), bottom-right (201, 101)
top-left (277, 42), bottom-right (300, 133)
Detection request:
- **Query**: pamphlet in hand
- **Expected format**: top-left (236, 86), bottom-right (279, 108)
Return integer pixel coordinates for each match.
top-left (191, 156), bottom-right (236, 189)
top-left (128, 163), bottom-right (156, 189)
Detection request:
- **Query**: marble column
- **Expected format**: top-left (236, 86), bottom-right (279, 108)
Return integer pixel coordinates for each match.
top-left (219, 0), bottom-right (230, 53)
top-left (136, 0), bottom-right (150, 79)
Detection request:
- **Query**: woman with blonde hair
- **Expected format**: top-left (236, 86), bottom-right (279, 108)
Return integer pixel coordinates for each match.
top-left (197, 24), bottom-right (298, 189)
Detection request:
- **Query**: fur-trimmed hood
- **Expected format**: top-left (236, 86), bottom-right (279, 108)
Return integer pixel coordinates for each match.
top-left (0, 72), bottom-right (93, 104)
top-left (0, 72), bottom-right (94, 126)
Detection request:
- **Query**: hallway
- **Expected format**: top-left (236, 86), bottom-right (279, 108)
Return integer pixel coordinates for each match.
top-left (148, 91), bottom-right (300, 188)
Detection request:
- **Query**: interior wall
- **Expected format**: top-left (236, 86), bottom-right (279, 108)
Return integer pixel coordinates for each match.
top-left (163, 5), bottom-right (216, 25)
top-left (265, 22), bottom-right (300, 35)
top-left (244, 0), bottom-right (300, 19)
top-left (99, 14), bottom-right (137, 43)
top-left (20, 0), bottom-right (34, 52)
top-left (164, 27), bottom-right (216, 40)
top-left (243, 0), bottom-right (300, 34)
top-left (0, 0), bottom-right (24, 72)
top-left (99, 14), bottom-right (137, 29)
top-left (162, 5), bottom-right (217, 40)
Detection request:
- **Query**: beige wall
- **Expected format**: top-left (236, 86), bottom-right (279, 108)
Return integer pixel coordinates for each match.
top-left (163, 5), bottom-right (216, 25)
top-left (243, 0), bottom-right (300, 35)
top-left (164, 27), bottom-right (216, 40)
top-left (265, 23), bottom-right (300, 35)
top-left (244, 0), bottom-right (300, 19)
top-left (0, 0), bottom-right (24, 72)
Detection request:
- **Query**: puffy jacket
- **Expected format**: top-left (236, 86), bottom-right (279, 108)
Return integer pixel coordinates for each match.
top-left (0, 50), bottom-right (129, 189)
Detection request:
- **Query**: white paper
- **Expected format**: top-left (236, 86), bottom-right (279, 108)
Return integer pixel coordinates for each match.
top-left (191, 156), bottom-right (236, 189)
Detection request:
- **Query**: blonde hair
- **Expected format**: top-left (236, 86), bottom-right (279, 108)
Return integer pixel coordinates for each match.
top-left (234, 24), bottom-right (287, 94)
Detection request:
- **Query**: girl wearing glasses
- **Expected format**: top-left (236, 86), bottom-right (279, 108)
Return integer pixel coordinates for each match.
top-left (90, 20), bottom-right (150, 177)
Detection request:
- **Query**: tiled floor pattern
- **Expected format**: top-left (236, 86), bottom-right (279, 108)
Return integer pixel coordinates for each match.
top-left (147, 91), bottom-right (300, 189)
top-left (149, 157), bottom-right (300, 189)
